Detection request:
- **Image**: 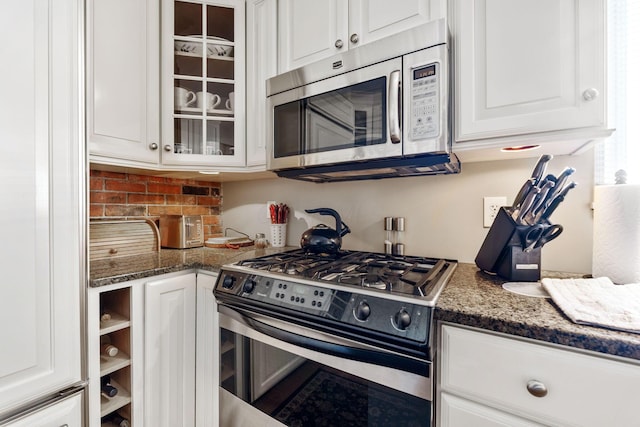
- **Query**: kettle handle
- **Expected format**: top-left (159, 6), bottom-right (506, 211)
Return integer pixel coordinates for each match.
top-left (304, 208), bottom-right (351, 237)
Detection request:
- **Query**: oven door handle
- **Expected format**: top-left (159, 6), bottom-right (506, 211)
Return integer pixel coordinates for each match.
top-left (218, 304), bottom-right (429, 377)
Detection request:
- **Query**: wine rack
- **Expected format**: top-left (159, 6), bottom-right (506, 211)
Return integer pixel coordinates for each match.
top-left (98, 287), bottom-right (133, 426)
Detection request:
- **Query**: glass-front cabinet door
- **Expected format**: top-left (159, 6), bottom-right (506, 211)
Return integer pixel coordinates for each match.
top-left (161, 0), bottom-right (245, 167)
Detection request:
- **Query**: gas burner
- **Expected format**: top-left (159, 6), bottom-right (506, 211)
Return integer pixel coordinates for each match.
top-left (337, 272), bottom-right (390, 290)
top-left (236, 249), bottom-right (456, 302)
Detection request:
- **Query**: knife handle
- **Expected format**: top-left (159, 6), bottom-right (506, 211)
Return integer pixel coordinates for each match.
top-left (511, 178), bottom-right (535, 210)
top-left (516, 187), bottom-right (540, 225)
top-left (530, 154), bottom-right (553, 186)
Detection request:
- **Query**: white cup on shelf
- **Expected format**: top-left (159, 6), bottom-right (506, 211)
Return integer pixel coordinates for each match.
top-left (225, 92), bottom-right (235, 112)
top-left (196, 92), bottom-right (221, 111)
top-left (174, 87), bottom-right (196, 109)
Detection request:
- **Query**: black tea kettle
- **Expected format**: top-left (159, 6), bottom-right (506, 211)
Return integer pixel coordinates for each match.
top-left (300, 208), bottom-right (351, 254)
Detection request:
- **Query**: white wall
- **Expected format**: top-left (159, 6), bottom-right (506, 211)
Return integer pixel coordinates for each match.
top-left (221, 150), bottom-right (595, 274)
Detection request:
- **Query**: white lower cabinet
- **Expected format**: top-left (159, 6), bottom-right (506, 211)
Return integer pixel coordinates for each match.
top-left (195, 272), bottom-right (219, 427)
top-left (440, 392), bottom-right (542, 427)
top-left (144, 273), bottom-right (197, 427)
top-left (3, 392), bottom-right (84, 427)
top-left (89, 271), bottom-right (221, 427)
top-left (438, 324), bottom-right (640, 427)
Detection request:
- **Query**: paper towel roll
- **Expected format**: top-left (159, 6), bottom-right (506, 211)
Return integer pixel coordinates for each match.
top-left (592, 184), bottom-right (640, 284)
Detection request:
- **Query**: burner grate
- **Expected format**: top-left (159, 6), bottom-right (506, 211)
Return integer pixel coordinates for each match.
top-left (235, 249), bottom-right (455, 300)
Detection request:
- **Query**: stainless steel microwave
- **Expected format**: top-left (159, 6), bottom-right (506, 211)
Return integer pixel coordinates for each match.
top-left (266, 18), bottom-right (460, 183)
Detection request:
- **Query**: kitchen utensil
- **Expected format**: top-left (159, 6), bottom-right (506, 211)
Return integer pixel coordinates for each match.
top-left (205, 236), bottom-right (254, 249)
top-left (530, 154), bottom-right (553, 185)
top-left (515, 187), bottom-right (540, 224)
top-left (541, 167), bottom-right (575, 212)
top-left (526, 179), bottom-right (555, 223)
top-left (538, 181), bottom-right (577, 221)
top-left (269, 203), bottom-right (289, 224)
top-left (301, 208), bottom-right (351, 254)
top-left (511, 178), bottom-right (535, 211)
top-left (552, 167), bottom-right (576, 195)
top-left (521, 223), bottom-right (563, 252)
top-left (475, 207), bottom-right (543, 281)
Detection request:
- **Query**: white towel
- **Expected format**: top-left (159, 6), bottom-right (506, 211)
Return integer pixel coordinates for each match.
top-left (541, 277), bottom-right (640, 334)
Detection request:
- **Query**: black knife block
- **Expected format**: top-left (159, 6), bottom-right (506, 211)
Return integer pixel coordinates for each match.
top-left (475, 207), bottom-right (542, 282)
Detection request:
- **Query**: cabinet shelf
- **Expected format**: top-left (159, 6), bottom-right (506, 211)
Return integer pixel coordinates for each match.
top-left (173, 113), bottom-right (235, 122)
top-left (173, 74), bottom-right (235, 85)
top-left (100, 313), bottom-right (130, 335)
top-left (100, 379), bottom-right (131, 417)
top-left (175, 51), bottom-right (234, 61)
top-left (100, 352), bottom-right (131, 377)
top-left (174, 106), bottom-right (233, 116)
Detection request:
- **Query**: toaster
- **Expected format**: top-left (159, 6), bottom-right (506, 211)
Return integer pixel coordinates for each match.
top-left (159, 215), bottom-right (204, 248)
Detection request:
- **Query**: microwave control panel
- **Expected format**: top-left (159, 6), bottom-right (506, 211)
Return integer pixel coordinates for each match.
top-left (410, 62), bottom-right (440, 140)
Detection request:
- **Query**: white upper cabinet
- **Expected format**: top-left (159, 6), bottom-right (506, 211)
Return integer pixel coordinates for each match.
top-left (451, 0), bottom-right (610, 160)
top-left (0, 0), bottom-right (82, 415)
top-left (161, 0), bottom-right (246, 168)
top-left (245, 0), bottom-right (277, 168)
top-left (278, 0), bottom-right (445, 72)
top-left (87, 0), bottom-right (161, 166)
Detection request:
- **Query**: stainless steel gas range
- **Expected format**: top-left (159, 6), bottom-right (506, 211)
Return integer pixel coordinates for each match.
top-left (214, 248), bottom-right (457, 426)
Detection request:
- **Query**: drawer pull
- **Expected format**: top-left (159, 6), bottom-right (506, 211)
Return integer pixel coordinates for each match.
top-left (526, 380), bottom-right (548, 397)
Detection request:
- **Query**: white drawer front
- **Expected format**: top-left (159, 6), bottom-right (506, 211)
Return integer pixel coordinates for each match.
top-left (440, 392), bottom-right (543, 427)
top-left (440, 324), bottom-right (640, 427)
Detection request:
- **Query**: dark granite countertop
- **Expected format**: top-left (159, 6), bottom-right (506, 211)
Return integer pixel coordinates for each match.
top-left (436, 263), bottom-right (640, 361)
top-left (89, 246), bottom-right (298, 287)
top-left (89, 249), bottom-right (640, 362)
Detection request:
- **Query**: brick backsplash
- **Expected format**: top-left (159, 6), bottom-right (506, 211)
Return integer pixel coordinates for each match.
top-left (90, 169), bottom-right (223, 239)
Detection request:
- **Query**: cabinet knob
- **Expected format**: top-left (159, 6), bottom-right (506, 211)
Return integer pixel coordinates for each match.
top-left (149, 142), bottom-right (158, 150)
top-left (526, 380), bottom-right (548, 397)
top-left (335, 39), bottom-right (344, 49)
top-left (164, 144), bottom-right (172, 152)
top-left (109, 248), bottom-right (118, 255)
top-left (583, 88), bottom-right (599, 101)
top-left (350, 33), bottom-right (359, 44)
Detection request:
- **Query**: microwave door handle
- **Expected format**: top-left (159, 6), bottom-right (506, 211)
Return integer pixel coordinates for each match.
top-left (388, 70), bottom-right (401, 143)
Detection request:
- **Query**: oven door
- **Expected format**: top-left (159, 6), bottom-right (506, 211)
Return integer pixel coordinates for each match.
top-left (218, 304), bottom-right (432, 427)
top-left (267, 57), bottom-right (403, 171)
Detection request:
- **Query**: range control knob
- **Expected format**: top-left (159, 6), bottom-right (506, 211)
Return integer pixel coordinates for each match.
top-left (354, 301), bottom-right (371, 321)
top-left (221, 275), bottom-right (236, 289)
top-left (242, 279), bottom-right (256, 294)
top-left (394, 309), bottom-right (411, 330)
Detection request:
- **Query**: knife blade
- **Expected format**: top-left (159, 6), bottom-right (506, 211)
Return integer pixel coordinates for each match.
top-left (539, 181), bottom-right (577, 221)
top-left (530, 154), bottom-right (553, 186)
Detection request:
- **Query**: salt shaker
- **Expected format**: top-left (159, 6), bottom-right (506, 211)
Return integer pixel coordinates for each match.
top-left (255, 233), bottom-right (268, 249)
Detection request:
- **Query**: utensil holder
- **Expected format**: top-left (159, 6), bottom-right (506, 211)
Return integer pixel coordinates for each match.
top-left (270, 224), bottom-right (287, 248)
top-left (475, 207), bottom-right (545, 281)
